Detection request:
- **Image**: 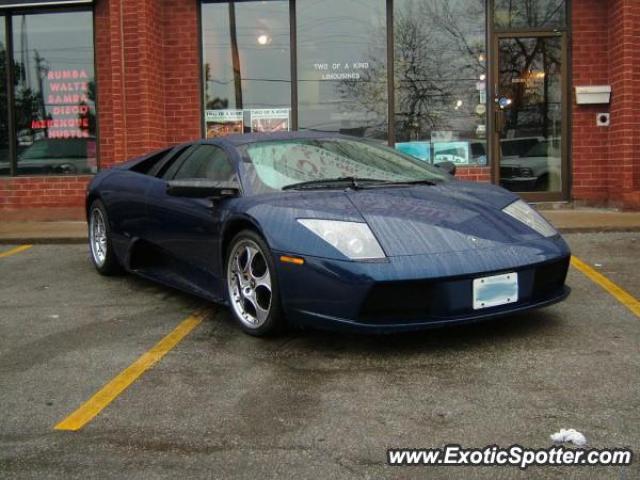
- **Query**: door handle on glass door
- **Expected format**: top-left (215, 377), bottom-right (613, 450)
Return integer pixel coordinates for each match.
top-left (494, 110), bottom-right (504, 133)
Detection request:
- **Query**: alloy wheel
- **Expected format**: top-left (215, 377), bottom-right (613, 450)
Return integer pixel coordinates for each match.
top-left (227, 239), bottom-right (273, 329)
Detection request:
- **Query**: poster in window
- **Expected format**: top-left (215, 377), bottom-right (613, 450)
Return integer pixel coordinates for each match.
top-left (205, 110), bottom-right (243, 138)
top-left (248, 108), bottom-right (290, 133)
top-left (31, 69), bottom-right (93, 141)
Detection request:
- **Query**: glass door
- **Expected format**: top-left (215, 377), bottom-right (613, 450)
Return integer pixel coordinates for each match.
top-left (493, 33), bottom-right (567, 201)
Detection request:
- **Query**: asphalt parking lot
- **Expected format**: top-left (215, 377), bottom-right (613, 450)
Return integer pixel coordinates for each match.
top-left (1, 233), bottom-right (639, 479)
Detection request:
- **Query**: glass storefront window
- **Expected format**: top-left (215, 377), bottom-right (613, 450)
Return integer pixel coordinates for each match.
top-left (393, 0), bottom-right (487, 166)
top-left (198, 0), bottom-right (568, 198)
top-left (497, 36), bottom-right (563, 192)
top-left (494, 0), bottom-right (566, 30)
top-left (11, 11), bottom-right (96, 176)
top-left (296, 0), bottom-right (387, 140)
top-left (201, 0), bottom-right (291, 137)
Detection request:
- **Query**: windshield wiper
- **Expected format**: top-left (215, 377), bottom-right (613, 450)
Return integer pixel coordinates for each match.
top-left (282, 176), bottom-right (386, 191)
top-left (368, 179), bottom-right (439, 187)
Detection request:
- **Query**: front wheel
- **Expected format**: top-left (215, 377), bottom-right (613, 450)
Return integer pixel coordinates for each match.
top-left (226, 230), bottom-right (284, 336)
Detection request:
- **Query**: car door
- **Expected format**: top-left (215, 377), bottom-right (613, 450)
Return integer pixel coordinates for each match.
top-left (146, 143), bottom-right (239, 292)
top-left (98, 148), bottom-right (176, 245)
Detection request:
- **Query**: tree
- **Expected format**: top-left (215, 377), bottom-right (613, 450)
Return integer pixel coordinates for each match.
top-left (339, 0), bottom-right (487, 142)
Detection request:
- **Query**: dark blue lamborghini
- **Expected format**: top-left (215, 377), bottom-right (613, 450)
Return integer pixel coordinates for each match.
top-left (86, 132), bottom-right (570, 336)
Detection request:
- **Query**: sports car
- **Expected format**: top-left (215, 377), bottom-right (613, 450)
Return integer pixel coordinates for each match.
top-left (86, 132), bottom-right (570, 336)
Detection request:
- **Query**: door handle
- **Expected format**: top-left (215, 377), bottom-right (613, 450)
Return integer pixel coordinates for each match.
top-left (494, 110), bottom-right (504, 133)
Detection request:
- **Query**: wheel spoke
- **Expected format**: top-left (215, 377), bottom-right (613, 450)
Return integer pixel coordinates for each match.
top-left (235, 254), bottom-right (243, 275)
top-left (236, 271), bottom-right (250, 288)
top-left (242, 288), bottom-right (269, 324)
top-left (254, 302), bottom-right (269, 324)
top-left (254, 269), bottom-right (271, 292)
top-left (233, 252), bottom-right (250, 288)
top-left (242, 246), bottom-right (255, 273)
top-left (240, 289), bottom-right (260, 325)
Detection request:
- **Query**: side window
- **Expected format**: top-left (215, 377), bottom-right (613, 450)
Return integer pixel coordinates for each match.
top-left (158, 146), bottom-right (195, 179)
top-left (130, 147), bottom-right (173, 175)
top-left (173, 145), bottom-right (235, 182)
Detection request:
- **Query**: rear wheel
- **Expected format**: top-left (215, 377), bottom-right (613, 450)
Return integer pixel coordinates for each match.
top-left (226, 230), bottom-right (283, 336)
top-left (88, 200), bottom-right (123, 275)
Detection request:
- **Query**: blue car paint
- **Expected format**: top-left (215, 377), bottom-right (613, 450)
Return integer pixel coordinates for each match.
top-left (87, 132), bottom-right (570, 333)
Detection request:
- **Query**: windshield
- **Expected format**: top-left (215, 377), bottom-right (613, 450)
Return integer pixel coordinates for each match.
top-left (240, 138), bottom-right (449, 192)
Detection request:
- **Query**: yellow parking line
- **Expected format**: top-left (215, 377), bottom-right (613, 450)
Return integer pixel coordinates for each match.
top-left (0, 245), bottom-right (32, 258)
top-left (571, 256), bottom-right (640, 318)
top-left (54, 311), bottom-right (206, 432)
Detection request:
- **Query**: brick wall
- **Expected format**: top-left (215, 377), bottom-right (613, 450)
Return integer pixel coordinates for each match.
top-left (0, 175), bottom-right (91, 210)
top-left (572, 0), bottom-right (640, 209)
top-left (608, 0), bottom-right (640, 209)
top-left (94, 0), bottom-right (127, 171)
top-left (571, 0), bottom-right (610, 205)
top-left (456, 167), bottom-right (491, 183)
top-left (100, 0), bottom-right (201, 162)
top-left (162, 0), bottom-right (203, 145)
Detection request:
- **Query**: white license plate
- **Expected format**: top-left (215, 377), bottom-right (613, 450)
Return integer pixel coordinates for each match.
top-left (473, 272), bottom-right (518, 310)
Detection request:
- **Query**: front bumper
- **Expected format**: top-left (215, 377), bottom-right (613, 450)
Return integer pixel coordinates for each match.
top-left (294, 286), bottom-right (570, 333)
top-left (275, 238), bottom-right (571, 333)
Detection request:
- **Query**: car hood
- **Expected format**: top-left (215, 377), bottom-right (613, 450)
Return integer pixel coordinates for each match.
top-left (242, 181), bottom-right (552, 259)
top-left (345, 181), bottom-right (539, 256)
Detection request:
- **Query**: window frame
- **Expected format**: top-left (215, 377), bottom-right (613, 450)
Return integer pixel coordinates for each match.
top-left (0, 4), bottom-right (97, 178)
top-left (199, 0), bottom-right (490, 149)
top-left (490, 0), bottom-right (569, 34)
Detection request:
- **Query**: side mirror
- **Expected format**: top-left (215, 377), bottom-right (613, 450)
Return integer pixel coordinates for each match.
top-left (435, 161), bottom-right (456, 176)
top-left (166, 179), bottom-right (240, 199)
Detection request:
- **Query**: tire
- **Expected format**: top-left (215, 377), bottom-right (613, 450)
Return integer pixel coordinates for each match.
top-left (88, 199), bottom-right (124, 276)
top-left (225, 229), bottom-right (284, 336)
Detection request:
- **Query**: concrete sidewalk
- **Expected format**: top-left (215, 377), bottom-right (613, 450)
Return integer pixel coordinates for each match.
top-left (542, 209), bottom-right (640, 233)
top-left (0, 221), bottom-right (87, 244)
top-left (1, 209), bottom-right (640, 243)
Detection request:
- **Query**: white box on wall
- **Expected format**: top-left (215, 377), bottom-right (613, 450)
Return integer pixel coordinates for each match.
top-left (575, 86), bottom-right (612, 105)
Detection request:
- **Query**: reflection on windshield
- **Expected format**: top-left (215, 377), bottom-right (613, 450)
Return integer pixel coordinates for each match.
top-left (242, 138), bottom-right (448, 192)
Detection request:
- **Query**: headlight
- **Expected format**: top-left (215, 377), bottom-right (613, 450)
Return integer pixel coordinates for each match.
top-left (297, 219), bottom-right (386, 260)
top-left (502, 199), bottom-right (557, 237)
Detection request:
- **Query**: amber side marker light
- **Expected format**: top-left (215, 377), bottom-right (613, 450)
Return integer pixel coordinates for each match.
top-left (280, 255), bottom-right (305, 265)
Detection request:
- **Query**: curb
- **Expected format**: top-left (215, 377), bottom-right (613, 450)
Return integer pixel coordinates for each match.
top-left (0, 237), bottom-right (87, 245)
top-left (557, 226), bottom-right (640, 234)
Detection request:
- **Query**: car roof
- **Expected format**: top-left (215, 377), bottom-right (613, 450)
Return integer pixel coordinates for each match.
top-left (204, 131), bottom-right (354, 147)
